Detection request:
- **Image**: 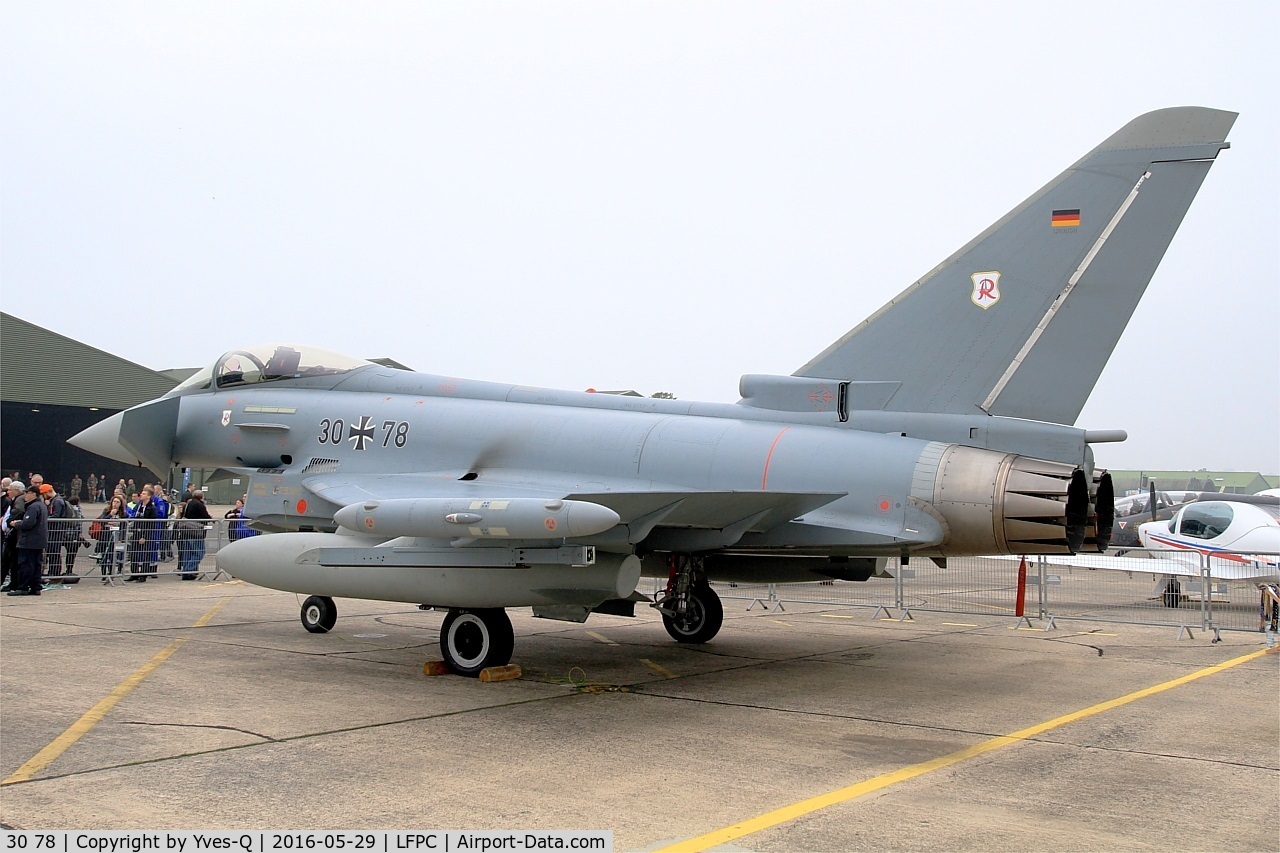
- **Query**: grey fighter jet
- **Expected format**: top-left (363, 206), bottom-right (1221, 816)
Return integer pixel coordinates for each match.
top-left (71, 107), bottom-right (1236, 675)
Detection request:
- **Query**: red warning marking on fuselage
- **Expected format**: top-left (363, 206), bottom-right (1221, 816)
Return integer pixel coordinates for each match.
top-left (761, 427), bottom-right (792, 490)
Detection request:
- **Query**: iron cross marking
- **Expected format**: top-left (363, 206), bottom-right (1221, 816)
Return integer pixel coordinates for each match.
top-left (348, 416), bottom-right (376, 451)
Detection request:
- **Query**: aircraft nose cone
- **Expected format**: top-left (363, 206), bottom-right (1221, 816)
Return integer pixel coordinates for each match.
top-left (68, 412), bottom-right (142, 466)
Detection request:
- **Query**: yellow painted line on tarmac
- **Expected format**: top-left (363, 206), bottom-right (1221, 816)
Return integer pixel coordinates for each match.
top-left (821, 614), bottom-right (854, 619)
top-left (655, 646), bottom-right (1277, 853)
top-left (189, 598), bottom-right (229, 628)
top-left (768, 619), bottom-right (792, 627)
top-left (942, 622), bottom-right (979, 627)
top-left (586, 631), bottom-right (617, 645)
top-left (934, 600), bottom-right (1015, 614)
top-left (969, 602), bottom-right (1015, 613)
top-left (1077, 631), bottom-right (1118, 637)
top-left (640, 659), bottom-right (678, 679)
top-left (2, 597), bottom-right (230, 785)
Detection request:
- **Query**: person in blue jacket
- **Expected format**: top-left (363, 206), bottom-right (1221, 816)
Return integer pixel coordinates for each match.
top-left (125, 488), bottom-right (159, 582)
top-left (152, 486), bottom-right (173, 562)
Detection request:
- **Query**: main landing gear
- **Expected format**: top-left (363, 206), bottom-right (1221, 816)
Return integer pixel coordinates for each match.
top-left (653, 554), bottom-right (724, 644)
top-left (439, 608), bottom-right (515, 677)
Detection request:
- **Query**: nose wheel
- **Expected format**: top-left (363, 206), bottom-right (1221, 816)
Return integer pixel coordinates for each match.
top-left (301, 595), bottom-right (337, 633)
top-left (440, 608), bottom-right (515, 677)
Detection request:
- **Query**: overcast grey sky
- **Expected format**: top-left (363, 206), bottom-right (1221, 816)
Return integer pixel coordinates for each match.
top-left (3, 2), bottom-right (1277, 474)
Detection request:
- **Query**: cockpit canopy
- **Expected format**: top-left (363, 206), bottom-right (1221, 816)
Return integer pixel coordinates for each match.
top-left (167, 344), bottom-right (373, 394)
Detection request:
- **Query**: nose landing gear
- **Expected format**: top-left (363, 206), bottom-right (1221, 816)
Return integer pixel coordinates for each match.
top-left (300, 595), bottom-right (337, 633)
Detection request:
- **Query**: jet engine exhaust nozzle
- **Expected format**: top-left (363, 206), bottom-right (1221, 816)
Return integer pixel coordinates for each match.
top-left (926, 445), bottom-right (1111, 556)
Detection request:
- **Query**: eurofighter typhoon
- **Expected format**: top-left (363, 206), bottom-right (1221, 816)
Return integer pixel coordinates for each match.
top-left (72, 107), bottom-right (1236, 675)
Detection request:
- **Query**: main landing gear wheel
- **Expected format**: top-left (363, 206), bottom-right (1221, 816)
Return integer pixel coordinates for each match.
top-left (662, 583), bottom-right (724, 644)
top-left (301, 595), bottom-right (337, 633)
top-left (440, 608), bottom-right (514, 677)
top-left (1161, 579), bottom-right (1183, 609)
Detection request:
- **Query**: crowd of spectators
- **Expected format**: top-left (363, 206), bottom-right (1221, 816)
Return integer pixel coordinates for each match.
top-left (1, 470), bottom-right (255, 593)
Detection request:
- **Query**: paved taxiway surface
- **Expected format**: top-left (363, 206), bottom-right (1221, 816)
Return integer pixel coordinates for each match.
top-left (2, 575), bottom-right (1276, 850)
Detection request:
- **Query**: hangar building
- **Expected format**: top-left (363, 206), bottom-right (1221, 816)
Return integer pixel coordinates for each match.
top-left (2, 313), bottom-right (410, 504)
top-left (1, 312), bottom-right (178, 499)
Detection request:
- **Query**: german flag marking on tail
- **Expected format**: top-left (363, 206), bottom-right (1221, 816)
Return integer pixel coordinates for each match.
top-left (1052, 208), bottom-right (1081, 227)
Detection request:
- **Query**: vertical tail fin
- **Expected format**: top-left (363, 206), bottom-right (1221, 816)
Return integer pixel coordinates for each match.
top-left (796, 107), bottom-right (1236, 425)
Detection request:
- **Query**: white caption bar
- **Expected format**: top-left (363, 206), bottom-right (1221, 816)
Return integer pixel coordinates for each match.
top-left (0, 832), bottom-right (613, 853)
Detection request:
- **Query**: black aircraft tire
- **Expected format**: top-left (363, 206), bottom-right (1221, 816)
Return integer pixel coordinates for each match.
top-left (301, 595), bottom-right (338, 633)
top-left (663, 584), bottom-right (724, 644)
top-left (1162, 579), bottom-right (1183, 609)
top-left (440, 609), bottom-right (515, 677)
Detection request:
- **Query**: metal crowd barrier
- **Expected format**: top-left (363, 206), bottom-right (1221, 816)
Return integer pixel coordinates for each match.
top-left (1022, 550), bottom-right (1280, 640)
top-left (1202, 553), bottom-right (1280, 638)
top-left (709, 550), bottom-right (1280, 642)
top-left (28, 518), bottom-right (257, 586)
top-left (1021, 551), bottom-right (1207, 636)
top-left (21, 526), bottom-right (1279, 644)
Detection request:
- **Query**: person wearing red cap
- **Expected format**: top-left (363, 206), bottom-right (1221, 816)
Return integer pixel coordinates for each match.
top-left (40, 484), bottom-right (77, 581)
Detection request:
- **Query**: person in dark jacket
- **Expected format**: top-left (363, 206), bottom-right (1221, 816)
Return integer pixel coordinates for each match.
top-left (125, 488), bottom-right (159, 582)
top-left (1, 480), bottom-right (25, 590)
top-left (224, 498), bottom-right (259, 541)
top-left (178, 491), bottom-right (213, 579)
top-left (42, 484), bottom-right (74, 579)
top-left (7, 484), bottom-right (48, 596)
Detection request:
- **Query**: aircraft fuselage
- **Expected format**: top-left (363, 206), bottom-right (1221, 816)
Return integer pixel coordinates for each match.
top-left (146, 363), bottom-right (1105, 560)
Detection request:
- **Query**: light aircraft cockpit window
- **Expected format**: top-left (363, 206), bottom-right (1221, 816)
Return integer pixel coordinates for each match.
top-left (1177, 503), bottom-right (1234, 540)
top-left (209, 344), bottom-right (372, 389)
